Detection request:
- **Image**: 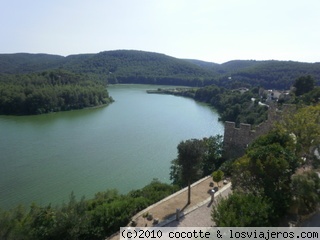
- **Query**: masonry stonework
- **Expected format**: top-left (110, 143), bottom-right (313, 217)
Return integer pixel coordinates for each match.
top-left (223, 104), bottom-right (294, 159)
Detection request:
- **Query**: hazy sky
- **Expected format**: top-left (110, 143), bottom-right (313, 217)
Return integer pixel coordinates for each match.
top-left (1, 0), bottom-right (319, 63)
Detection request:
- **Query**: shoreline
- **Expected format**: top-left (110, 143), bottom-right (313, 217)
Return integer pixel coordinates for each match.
top-left (0, 100), bottom-right (114, 117)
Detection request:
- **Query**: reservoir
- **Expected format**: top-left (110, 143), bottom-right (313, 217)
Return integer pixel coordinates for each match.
top-left (0, 84), bottom-right (224, 209)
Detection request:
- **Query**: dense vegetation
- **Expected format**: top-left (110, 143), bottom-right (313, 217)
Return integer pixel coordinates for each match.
top-left (0, 53), bottom-right (66, 74)
top-left (213, 192), bottom-right (272, 227)
top-left (231, 131), bottom-right (300, 224)
top-left (170, 135), bottom-right (224, 188)
top-left (194, 86), bottom-right (268, 125)
top-left (212, 60), bottom-right (320, 89)
top-left (168, 103), bottom-right (320, 226)
top-left (0, 51), bottom-right (214, 87)
top-left (1, 50), bottom-right (320, 89)
top-left (168, 75), bottom-right (319, 127)
top-left (64, 51), bottom-right (213, 86)
top-left (0, 70), bottom-right (113, 115)
top-left (287, 75), bottom-right (320, 105)
top-left (213, 104), bottom-right (320, 226)
top-left (173, 86), bottom-right (268, 126)
top-left (0, 180), bottom-right (178, 240)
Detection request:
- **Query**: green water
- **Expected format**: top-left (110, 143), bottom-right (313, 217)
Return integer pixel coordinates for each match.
top-left (0, 84), bottom-right (224, 209)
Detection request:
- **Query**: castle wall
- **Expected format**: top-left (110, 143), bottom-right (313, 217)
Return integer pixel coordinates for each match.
top-left (223, 104), bottom-right (293, 159)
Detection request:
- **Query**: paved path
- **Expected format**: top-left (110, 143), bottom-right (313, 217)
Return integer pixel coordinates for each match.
top-left (165, 183), bottom-right (232, 227)
top-left (131, 176), bottom-right (216, 227)
top-left (107, 178), bottom-right (232, 240)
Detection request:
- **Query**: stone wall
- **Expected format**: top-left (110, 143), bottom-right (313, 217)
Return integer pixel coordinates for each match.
top-left (223, 104), bottom-right (294, 159)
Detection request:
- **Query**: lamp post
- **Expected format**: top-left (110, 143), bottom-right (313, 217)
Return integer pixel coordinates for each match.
top-left (211, 189), bottom-right (215, 202)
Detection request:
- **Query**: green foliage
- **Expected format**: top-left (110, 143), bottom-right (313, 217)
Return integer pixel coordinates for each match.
top-left (276, 104), bottom-right (320, 159)
top-left (291, 170), bottom-right (320, 215)
top-left (211, 170), bottom-right (224, 186)
top-left (212, 192), bottom-right (272, 227)
top-left (0, 51), bottom-right (213, 87)
top-left (249, 128), bottom-right (297, 154)
top-left (0, 205), bottom-right (30, 240)
top-left (299, 87), bottom-right (320, 104)
top-left (201, 135), bottom-right (224, 175)
top-left (169, 158), bottom-right (183, 186)
top-left (0, 180), bottom-right (177, 240)
top-left (216, 60), bottom-right (320, 89)
top-left (193, 85), bottom-right (268, 125)
top-left (177, 139), bottom-right (206, 185)
top-left (0, 70), bottom-right (113, 115)
top-left (128, 179), bottom-right (179, 204)
top-left (176, 138), bottom-right (206, 204)
top-left (1, 51), bottom-right (320, 89)
top-left (66, 50), bottom-right (213, 86)
top-left (88, 197), bottom-right (145, 238)
top-left (231, 131), bottom-right (300, 223)
top-left (218, 158), bottom-right (235, 176)
top-left (170, 135), bottom-right (224, 187)
top-left (293, 75), bottom-right (315, 96)
top-left (0, 53), bottom-right (65, 74)
top-left (228, 106), bottom-right (320, 225)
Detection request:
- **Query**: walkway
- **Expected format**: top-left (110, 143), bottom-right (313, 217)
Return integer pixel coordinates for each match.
top-left (165, 184), bottom-right (232, 227)
top-left (107, 177), bottom-right (232, 240)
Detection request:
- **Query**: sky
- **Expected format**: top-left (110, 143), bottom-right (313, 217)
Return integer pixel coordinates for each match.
top-left (1, 0), bottom-right (319, 63)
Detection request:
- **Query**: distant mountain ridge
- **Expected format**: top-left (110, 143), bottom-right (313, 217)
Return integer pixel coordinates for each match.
top-left (0, 53), bottom-right (65, 73)
top-left (0, 50), bottom-right (319, 89)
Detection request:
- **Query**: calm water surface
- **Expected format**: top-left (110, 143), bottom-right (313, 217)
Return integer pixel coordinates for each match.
top-left (0, 84), bottom-right (224, 209)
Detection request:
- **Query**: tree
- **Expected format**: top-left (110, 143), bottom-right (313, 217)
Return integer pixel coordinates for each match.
top-left (293, 75), bottom-right (315, 96)
top-left (276, 104), bottom-right (320, 160)
top-left (231, 131), bottom-right (299, 222)
top-left (212, 170), bottom-right (224, 187)
top-left (0, 70), bottom-right (113, 115)
top-left (291, 170), bottom-right (320, 215)
top-left (212, 192), bottom-right (272, 227)
top-left (0, 179), bottom-right (178, 240)
top-left (0, 205), bottom-right (30, 240)
top-left (170, 135), bottom-right (223, 187)
top-left (169, 158), bottom-right (183, 186)
top-left (29, 204), bottom-right (58, 240)
top-left (201, 135), bottom-right (224, 176)
top-left (177, 139), bottom-right (205, 204)
top-left (301, 87), bottom-right (320, 105)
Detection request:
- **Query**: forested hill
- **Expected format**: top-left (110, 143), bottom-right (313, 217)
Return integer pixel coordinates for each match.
top-left (0, 70), bottom-right (113, 115)
top-left (185, 59), bottom-right (320, 89)
top-left (0, 51), bottom-right (213, 86)
top-left (1, 50), bottom-right (320, 88)
top-left (216, 60), bottom-right (320, 89)
top-left (0, 53), bottom-right (66, 74)
top-left (64, 50), bottom-right (213, 85)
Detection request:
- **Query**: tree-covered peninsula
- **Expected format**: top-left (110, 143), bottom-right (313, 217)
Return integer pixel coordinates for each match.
top-left (0, 70), bottom-right (113, 115)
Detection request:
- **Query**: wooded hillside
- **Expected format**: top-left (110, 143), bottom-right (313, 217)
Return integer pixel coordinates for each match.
top-left (0, 70), bottom-right (113, 115)
top-left (1, 50), bottom-right (319, 89)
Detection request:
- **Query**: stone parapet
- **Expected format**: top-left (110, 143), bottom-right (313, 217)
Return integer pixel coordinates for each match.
top-left (223, 104), bottom-right (295, 159)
